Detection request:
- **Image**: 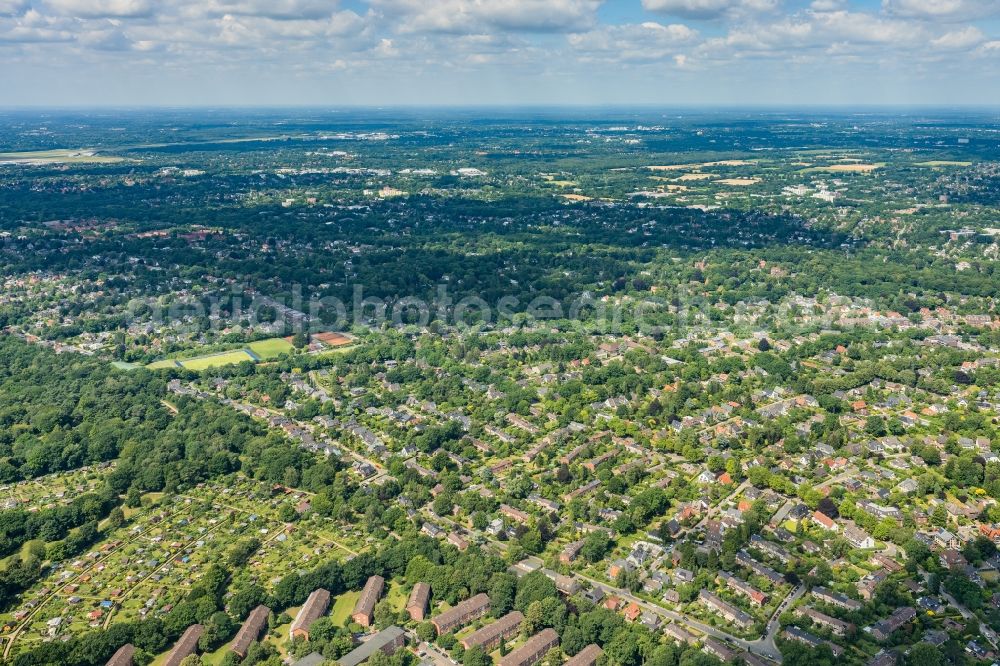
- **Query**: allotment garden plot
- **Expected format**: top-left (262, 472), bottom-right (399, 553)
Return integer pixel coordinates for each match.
top-left (0, 476), bottom-right (360, 660)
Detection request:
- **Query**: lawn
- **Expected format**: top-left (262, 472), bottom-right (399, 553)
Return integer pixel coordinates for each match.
top-left (179, 350), bottom-right (256, 370)
top-left (386, 582), bottom-right (408, 612)
top-left (329, 590), bottom-right (360, 626)
top-left (0, 540), bottom-right (43, 572)
top-left (144, 338), bottom-right (293, 371)
top-left (248, 337), bottom-right (295, 359)
top-left (146, 359), bottom-right (180, 370)
top-left (142, 334), bottom-right (354, 372)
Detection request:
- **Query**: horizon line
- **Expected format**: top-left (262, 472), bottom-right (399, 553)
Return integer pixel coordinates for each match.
top-left (2, 103), bottom-right (1000, 112)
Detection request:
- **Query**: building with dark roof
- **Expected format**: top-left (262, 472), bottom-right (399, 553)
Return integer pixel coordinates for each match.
top-left (663, 623), bottom-right (696, 645)
top-left (867, 651), bottom-right (898, 666)
top-left (352, 575), bottom-right (385, 628)
top-left (564, 643), bottom-right (603, 666)
top-left (782, 627), bottom-right (844, 657)
top-left (164, 624), bottom-right (203, 666)
top-left (291, 589), bottom-right (330, 640)
top-left (231, 605), bottom-right (270, 658)
top-left (431, 592), bottom-right (490, 635)
top-left (811, 586), bottom-right (863, 612)
top-left (741, 651), bottom-right (772, 666)
top-left (497, 628), bottom-right (559, 666)
top-left (406, 582), bottom-right (430, 622)
top-left (798, 606), bottom-right (853, 636)
top-left (293, 654), bottom-right (325, 666)
top-left (338, 626), bottom-right (406, 666)
top-left (460, 611), bottom-right (523, 652)
top-left (106, 643), bottom-right (135, 666)
top-left (872, 607), bottom-right (916, 642)
top-left (697, 590), bottom-right (753, 630)
top-left (702, 637), bottom-right (737, 662)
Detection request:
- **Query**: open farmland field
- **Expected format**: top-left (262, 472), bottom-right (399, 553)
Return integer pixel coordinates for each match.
top-left (915, 160), bottom-right (973, 167)
top-left (0, 149), bottom-right (124, 164)
top-left (803, 163), bottom-right (883, 173)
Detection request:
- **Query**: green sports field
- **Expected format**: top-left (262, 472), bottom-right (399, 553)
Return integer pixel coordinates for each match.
top-left (146, 359), bottom-right (181, 370)
top-left (248, 337), bottom-right (295, 359)
top-left (143, 337), bottom-right (296, 371)
top-left (178, 350), bottom-right (256, 370)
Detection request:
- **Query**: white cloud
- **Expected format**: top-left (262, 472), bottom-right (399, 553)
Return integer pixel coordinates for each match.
top-left (200, 0), bottom-right (343, 21)
top-left (809, 0), bottom-right (845, 11)
top-left (0, 8), bottom-right (73, 42)
top-left (641, 0), bottom-right (779, 20)
top-left (811, 10), bottom-right (921, 46)
top-left (882, 0), bottom-right (1000, 21)
top-left (77, 24), bottom-right (134, 50)
top-left (931, 26), bottom-right (985, 49)
top-left (0, 0), bottom-right (997, 106)
top-left (43, 0), bottom-right (153, 18)
top-left (372, 0), bottom-right (603, 34)
top-left (568, 21), bottom-right (698, 62)
top-left (215, 10), bottom-right (368, 46)
top-left (0, 0), bottom-right (28, 16)
top-left (692, 7), bottom-right (944, 62)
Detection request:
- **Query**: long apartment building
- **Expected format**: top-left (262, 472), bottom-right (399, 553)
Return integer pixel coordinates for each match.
top-left (564, 644), bottom-right (603, 666)
top-left (352, 575), bottom-right (385, 627)
top-left (291, 589), bottom-right (330, 640)
top-left (231, 605), bottom-right (270, 659)
top-left (698, 590), bottom-right (754, 630)
top-left (498, 628), bottom-right (559, 666)
top-left (406, 582), bottom-right (431, 622)
top-left (717, 572), bottom-right (768, 606)
top-left (430, 592), bottom-right (491, 635)
top-left (460, 611), bottom-right (523, 652)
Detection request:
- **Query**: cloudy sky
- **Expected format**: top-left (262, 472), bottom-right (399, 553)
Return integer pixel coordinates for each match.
top-left (1, 0), bottom-right (1000, 106)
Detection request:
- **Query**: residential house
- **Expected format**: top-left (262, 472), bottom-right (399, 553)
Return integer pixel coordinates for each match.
top-left (872, 607), bottom-right (916, 641)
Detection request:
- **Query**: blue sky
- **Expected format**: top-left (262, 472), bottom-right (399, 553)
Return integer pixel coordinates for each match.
top-left (1, 0), bottom-right (999, 106)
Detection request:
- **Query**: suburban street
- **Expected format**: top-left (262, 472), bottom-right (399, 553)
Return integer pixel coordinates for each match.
top-left (575, 572), bottom-right (785, 663)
